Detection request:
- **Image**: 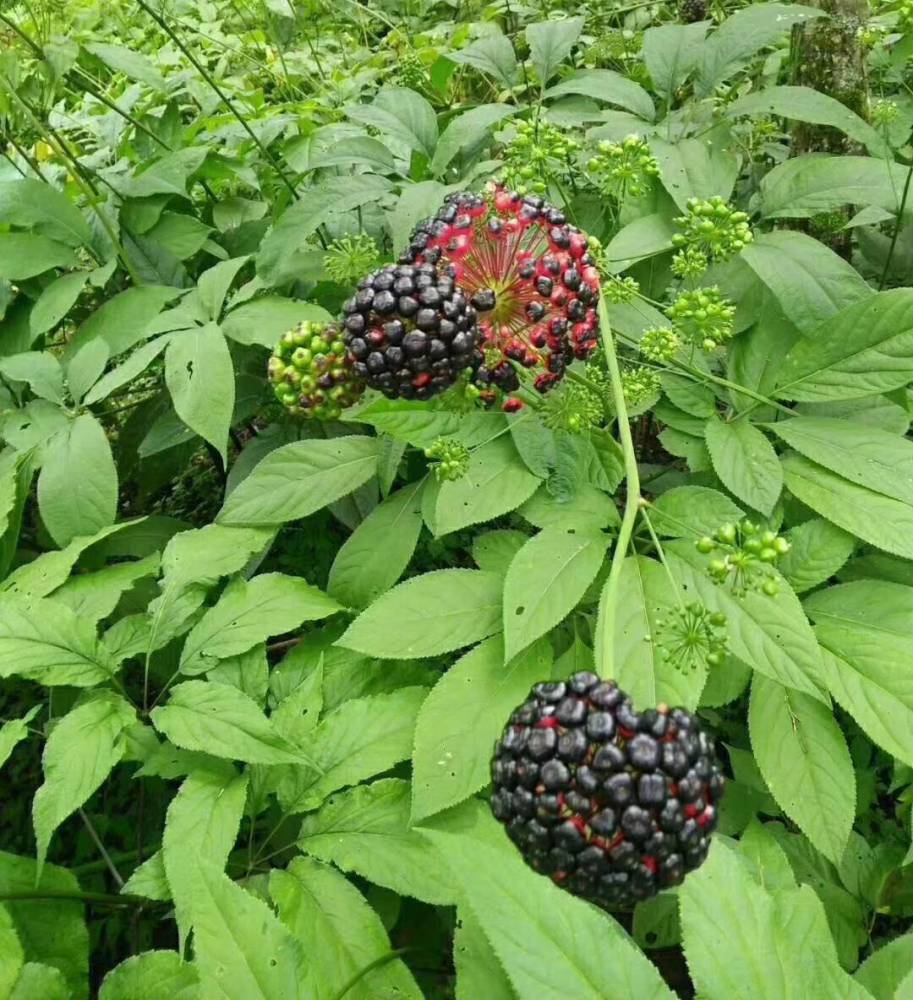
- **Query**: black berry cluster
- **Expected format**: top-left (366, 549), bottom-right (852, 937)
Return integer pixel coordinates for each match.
top-left (490, 672), bottom-right (725, 910)
top-left (341, 263), bottom-right (482, 400)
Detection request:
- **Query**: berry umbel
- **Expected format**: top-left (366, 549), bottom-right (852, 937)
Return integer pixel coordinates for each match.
top-left (400, 185), bottom-right (601, 404)
top-left (490, 672), bottom-right (725, 910)
top-left (341, 263), bottom-right (482, 400)
top-left (268, 320), bottom-right (364, 420)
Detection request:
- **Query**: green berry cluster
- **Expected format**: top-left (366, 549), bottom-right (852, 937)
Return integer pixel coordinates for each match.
top-left (621, 365), bottom-right (662, 406)
top-left (425, 436), bottom-right (471, 481)
top-left (696, 519), bottom-right (791, 597)
top-left (665, 287), bottom-right (735, 351)
top-left (898, 0), bottom-right (913, 31)
top-left (391, 50), bottom-right (428, 91)
top-left (639, 326), bottom-right (681, 364)
top-left (604, 274), bottom-right (640, 304)
top-left (872, 99), bottom-right (900, 128)
top-left (671, 197), bottom-right (752, 276)
top-left (502, 120), bottom-right (580, 195)
top-left (657, 602), bottom-right (728, 673)
top-left (541, 380), bottom-right (605, 433)
top-left (268, 320), bottom-right (364, 420)
top-left (584, 30), bottom-right (639, 67)
top-left (587, 135), bottom-right (659, 199)
top-left (324, 234), bottom-right (381, 286)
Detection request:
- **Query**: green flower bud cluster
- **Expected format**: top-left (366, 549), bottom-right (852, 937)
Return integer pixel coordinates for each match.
top-left (425, 436), bottom-right (471, 481)
top-left (621, 365), bottom-right (662, 406)
top-left (604, 274), bottom-right (640, 304)
top-left (502, 120), bottom-right (580, 196)
top-left (268, 320), bottom-right (364, 420)
top-left (671, 197), bottom-right (752, 276)
top-left (656, 602), bottom-right (728, 673)
top-left (898, 0), bottom-right (913, 31)
top-left (639, 326), bottom-right (681, 364)
top-left (872, 99), bottom-right (900, 128)
top-left (584, 30), bottom-right (639, 67)
top-left (586, 135), bottom-right (659, 199)
top-left (665, 287), bottom-right (735, 351)
top-left (391, 50), bottom-right (428, 91)
top-left (541, 380), bottom-right (605, 433)
top-left (324, 234), bottom-right (382, 286)
top-left (696, 519), bottom-right (790, 597)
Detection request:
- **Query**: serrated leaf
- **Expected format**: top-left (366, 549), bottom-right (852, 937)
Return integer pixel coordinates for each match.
top-left (448, 35), bottom-right (518, 88)
top-left (454, 909), bottom-right (515, 1000)
top-left (779, 518), bottom-right (854, 594)
top-left (218, 437), bottom-right (378, 526)
top-left (0, 905), bottom-right (23, 997)
top-left (347, 88), bottom-right (438, 159)
top-left (411, 636), bottom-right (551, 823)
top-left (649, 486), bottom-right (744, 538)
top-left (0, 707), bottom-right (38, 773)
top-left (0, 352), bottom-right (65, 404)
top-left (10, 962), bottom-right (70, 1000)
top-left (749, 674), bottom-right (854, 865)
top-left (471, 530), bottom-right (529, 575)
top-left (33, 691), bottom-right (135, 868)
top-left (151, 681), bottom-right (305, 764)
top-left (526, 17), bottom-right (584, 84)
top-left (338, 568), bottom-right (502, 659)
top-left (0, 178), bottom-right (93, 247)
top-left (854, 933), bottom-right (913, 1000)
top-left (30, 271), bottom-right (88, 338)
top-left (98, 952), bottom-right (199, 1000)
top-left (49, 553), bottom-right (160, 623)
top-left (545, 68), bottom-right (654, 119)
top-left (704, 416), bottom-right (782, 515)
top-left (269, 858), bottom-right (421, 1000)
top-left (431, 104), bottom-right (514, 175)
top-left (423, 826), bottom-right (674, 999)
top-left (83, 336), bottom-right (168, 405)
top-left (642, 22), bottom-right (709, 101)
top-left (0, 234), bottom-right (77, 280)
top-left (503, 526), bottom-right (607, 661)
top-left (327, 481), bottom-right (423, 609)
top-left (782, 454), bottom-right (913, 560)
top-left (180, 573), bottom-right (340, 674)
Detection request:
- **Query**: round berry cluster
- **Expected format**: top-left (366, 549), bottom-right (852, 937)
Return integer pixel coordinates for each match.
top-left (697, 519), bottom-right (791, 596)
top-left (621, 365), bottom-right (662, 407)
top-left (502, 120), bottom-right (580, 197)
top-left (491, 672), bottom-right (725, 910)
top-left (656, 602), bottom-right (728, 673)
top-left (665, 286), bottom-right (736, 352)
top-left (267, 321), bottom-right (364, 420)
top-left (638, 326), bottom-right (681, 364)
top-left (400, 185), bottom-right (601, 401)
top-left (424, 436), bottom-right (471, 482)
top-left (671, 197), bottom-right (753, 277)
top-left (586, 135), bottom-right (659, 200)
top-left (342, 264), bottom-right (482, 400)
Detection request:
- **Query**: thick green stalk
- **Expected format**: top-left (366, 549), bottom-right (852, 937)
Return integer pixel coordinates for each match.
top-left (595, 293), bottom-right (640, 677)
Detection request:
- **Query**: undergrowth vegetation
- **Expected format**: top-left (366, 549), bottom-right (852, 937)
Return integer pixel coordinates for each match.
top-left (1, 0), bottom-right (913, 996)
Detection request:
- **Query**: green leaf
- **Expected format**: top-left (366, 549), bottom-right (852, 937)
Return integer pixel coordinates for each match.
top-left (197, 257), bottom-right (250, 322)
top-left (782, 454), bottom-right (913, 560)
top-left (120, 148), bottom-right (208, 199)
top-left (67, 285), bottom-right (179, 358)
top-left (98, 952), bottom-right (199, 1000)
top-left (347, 87), bottom-right (438, 158)
top-left (165, 323), bottom-right (235, 463)
top-left (0, 851), bottom-right (88, 997)
top-left (503, 526), bottom-right (607, 661)
top-left (519, 484), bottom-right (618, 530)
top-left (0, 596), bottom-right (115, 686)
top-left (650, 486), bottom-right (744, 538)
top-left (82, 336), bottom-right (168, 405)
top-left (526, 17), bottom-right (585, 84)
top-left (0, 178), bottom-right (93, 247)
top-left (704, 417), bottom-right (782, 515)
top-left (270, 857), bottom-right (422, 1000)
top-left (422, 826), bottom-right (674, 999)
top-left (66, 338), bottom-right (110, 404)
top-left (771, 416), bottom-right (913, 504)
top-left (50, 553), bottom-right (160, 623)
top-left (749, 674), bottom-right (854, 865)
top-left (37, 415), bottom-right (118, 547)
top-left (854, 933), bottom-right (913, 1000)
top-left (0, 706), bottom-right (38, 773)
top-left (666, 543), bottom-right (827, 701)
top-left (337, 569), bottom-right (502, 659)
top-left (454, 909), bottom-right (515, 1000)
top-left (727, 86), bottom-right (887, 156)
top-left (738, 819), bottom-right (797, 891)
top-left (604, 213), bottom-right (676, 273)
top-left (221, 297), bottom-right (332, 348)
top-left (306, 136), bottom-right (397, 173)
top-left (278, 686), bottom-right (427, 813)
top-left (472, 530), bottom-right (529, 575)
top-left (434, 435), bottom-right (540, 536)
top-left (151, 681), bottom-right (306, 764)
top-left (180, 573), bottom-right (340, 674)
top-left (776, 289), bottom-right (913, 401)
top-left (121, 851), bottom-right (169, 901)
top-left (187, 862), bottom-right (305, 1000)
top-left (327, 481), bottom-right (423, 609)
top-left (544, 68), bottom-right (654, 119)
top-left (0, 905), bottom-right (23, 997)
top-left (431, 104), bottom-right (515, 175)
top-left (10, 963), bottom-right (70, 1000)
top-left (741, 231), bottom-right (871, 336)
top-left (84, 41), bottom-right (167, 90)
top-left (0, 234), bottom-right (77, 280)
top-left (298, 779), bottom-right (462, 905)
top-left (649, 136), bottom-right (739, 211)
top-left (162, 764), bottom-right (248, 947)
top-left (218, 437), bottom-right (378, 527)
top-left (33, 691), bottom-right (135, 868)
top-left (411, 636), bottom-right (551, 823)
top-left (146, 212), bottom-right (213, 260)
top-left (642, 22), bottom-right (709, 101)
top-left (449, 35), bottom-right (518, 89)
top-left (30, 271), bottom-right (88, 338)
top-left (778, 518), bottom-right (854, 594)
top-left (606, 556), bottom-right (708, 711)
top-left (0, 351), bottom-right (65, 403)
top-left (696, 3), bottom-right (824, 94)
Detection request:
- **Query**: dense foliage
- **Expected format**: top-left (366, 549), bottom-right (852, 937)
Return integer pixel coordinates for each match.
top-left (1, 0), bottom-right (913, 996)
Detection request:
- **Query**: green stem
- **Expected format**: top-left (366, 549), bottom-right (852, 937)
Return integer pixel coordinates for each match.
top-left (639, 505), bottom-right (685, 609)
top-left (879, 158), bottom-right (913, 290)
top-left (0, 890), bottom-right (153, 907)
top-left (135, 0), bottom-right (299, 200)
top-left (596, 292), bottom-right (640, 678)
top-left (329, 950), bottom-right (409, 1000)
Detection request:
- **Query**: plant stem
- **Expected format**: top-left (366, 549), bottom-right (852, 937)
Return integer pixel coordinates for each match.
top-left (596, 292), bottom-right (640, 678)
top-left (329, 950), bottom-right (409, 1000)
top-left (0, 889), bottom-right (153, 907)
top-left (79, 808), bottom-right (124, 888)
top-left (879, 158), bottom-right (913, 290)
top-left (134, 0), bottom-right (299, 199)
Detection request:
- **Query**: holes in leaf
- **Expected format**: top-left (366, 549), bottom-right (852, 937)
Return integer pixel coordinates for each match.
top-left (515, 606), bottom-right (525, 616)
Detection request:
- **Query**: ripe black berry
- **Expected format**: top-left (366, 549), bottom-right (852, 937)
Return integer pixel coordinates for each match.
top-left (490, 674), bottom-right (725, 910)
top-left (342, 263), bottom-right (481, 400)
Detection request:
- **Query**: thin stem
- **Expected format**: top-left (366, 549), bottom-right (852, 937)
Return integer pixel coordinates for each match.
top-left (79, 809), bottom-right (124, 888)
top-left (879, 159), bottom-right (913, 290)
top-left (639, 505), bottom-right (685, 610)
top-left (0, 889), bottom-right (153, 907)
top-left (596, 292), bottom-right (640, 678)
top-left (135, 0), bottom-right (299, 199)
top-left (329, 950), bottom-right (409, 1000)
